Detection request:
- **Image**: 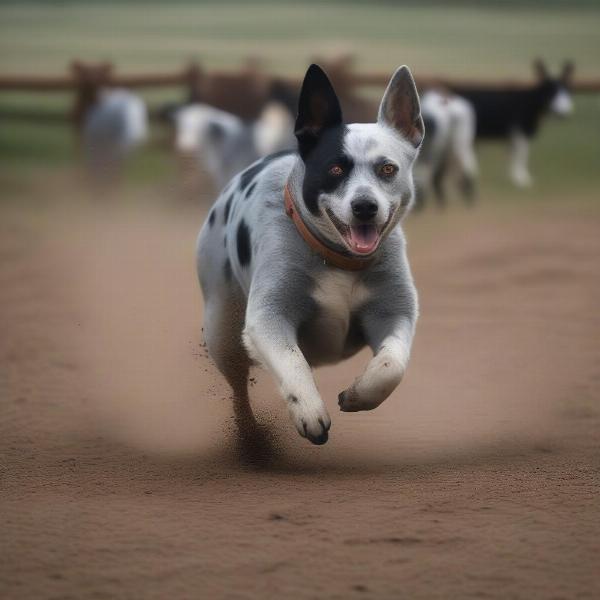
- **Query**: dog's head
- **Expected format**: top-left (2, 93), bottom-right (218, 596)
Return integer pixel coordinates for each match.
top-left (295, 64), bottom-right (423, 256)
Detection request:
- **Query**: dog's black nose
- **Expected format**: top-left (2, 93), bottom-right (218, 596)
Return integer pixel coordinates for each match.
top-left (351, 198), bottom-right (378, 221)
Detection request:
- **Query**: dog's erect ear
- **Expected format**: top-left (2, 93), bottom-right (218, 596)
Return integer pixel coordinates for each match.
top-left (295, 64), bottom-right (343, 156)
top-left (561, 60), bottom-right (575, 86)
top-left (533, 58), bottom-right (549, 81)
top-left (378, 66), bottom-right (424, 148)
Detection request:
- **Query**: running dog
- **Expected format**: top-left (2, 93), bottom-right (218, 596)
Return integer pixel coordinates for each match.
top-left (196, 64), bottom-right (422, 444)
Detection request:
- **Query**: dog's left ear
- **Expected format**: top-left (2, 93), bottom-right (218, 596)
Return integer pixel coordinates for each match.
top-left (378, 66), bottom-right (424, 148)
top-left (295, 64), bottom-right (343, 157)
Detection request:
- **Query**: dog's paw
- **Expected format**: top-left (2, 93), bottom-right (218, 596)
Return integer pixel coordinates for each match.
top-left (338, 384), bottom-right (387, 412)
top-left (339, 354), bottom-right (406, 412)
top-left (288, 399), bottom-right (331, 445)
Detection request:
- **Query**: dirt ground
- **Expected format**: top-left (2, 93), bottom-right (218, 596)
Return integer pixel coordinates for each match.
top-left (1, 189), bottom-right (599, 600)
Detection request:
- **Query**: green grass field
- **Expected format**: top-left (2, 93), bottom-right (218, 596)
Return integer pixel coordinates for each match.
top-left (2, 1), bottom-right (600, 76)
top-left (1, 1), bottom-right (599, 201)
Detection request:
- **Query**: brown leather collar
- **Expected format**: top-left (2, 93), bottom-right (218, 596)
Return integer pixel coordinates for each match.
top-left (284, 182), bottom-right (376, 271)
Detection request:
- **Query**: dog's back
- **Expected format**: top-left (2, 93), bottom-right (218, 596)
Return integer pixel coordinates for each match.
top-left (196, 150), bottom-right (296, 298)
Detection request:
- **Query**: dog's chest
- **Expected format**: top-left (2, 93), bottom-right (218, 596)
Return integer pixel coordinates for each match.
top-left (299, 270), bottom-right (371, 365)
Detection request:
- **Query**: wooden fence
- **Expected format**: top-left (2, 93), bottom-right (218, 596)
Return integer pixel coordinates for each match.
top-left (2, 65), bottom-right (600, 92)
top-left (1, 59), bottom-right (599, 126)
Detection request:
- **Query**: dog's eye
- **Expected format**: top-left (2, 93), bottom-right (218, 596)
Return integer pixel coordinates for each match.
top-left (328, 165), bottom-right (344, 176)
top-left (379, 163), bottom-right (398, 177)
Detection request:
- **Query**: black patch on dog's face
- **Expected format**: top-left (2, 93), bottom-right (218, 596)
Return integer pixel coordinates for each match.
top-left (245, 181), bottom-right (257, 199)
top-left (208, 208), bottom-right (216, 227)
top-left (223, 258), bottom-right (232, 281)
top-left (301, 125), bottom-right (352, 215)
top-left (223, 193), bottom-right (233, 223)
top-left (236, 220), bottom-right (252, 266)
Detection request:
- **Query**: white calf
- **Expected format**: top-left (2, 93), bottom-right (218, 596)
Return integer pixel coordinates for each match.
top-left (415, 90), bottom-right (478, 208)
top-left (83, 88), bottom-right (148, 180)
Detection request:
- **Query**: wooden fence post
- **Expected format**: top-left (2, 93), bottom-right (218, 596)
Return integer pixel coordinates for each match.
top-left (184, 62), bottom-right (204, 103)
top-left (70, 61), bottom-right (113, 130)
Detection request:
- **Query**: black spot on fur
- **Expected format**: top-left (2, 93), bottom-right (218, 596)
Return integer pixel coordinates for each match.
top-left (223, 258), bottom-right (232, 281)
top-left (287, 395), bottom-right (298, 404)
top-left (208, 208), bottom-right (216, 227)
top-left (239, 162), bottom-right (266, 191)
top-left (245, 181), bottom-right (257, 199)
top-left (223, 193), bottom-right (233, 223)
top-left (236, 220), bottom-right (252, 266)
top-left (265, 149), bottom-right (295, 162)
top-left (238, 150), bottom-right (294, 191)
top-left (301, 125), bottom-right (352, 215)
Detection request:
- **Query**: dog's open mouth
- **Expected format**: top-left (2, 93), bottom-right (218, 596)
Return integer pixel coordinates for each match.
top-left (325, 209), bottom-right (382, 255)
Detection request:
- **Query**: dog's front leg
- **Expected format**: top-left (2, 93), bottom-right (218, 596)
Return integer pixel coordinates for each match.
top-left (243, 306), bottom-right (331, 445)
top-left (339, 317), bottom-right (415, 412)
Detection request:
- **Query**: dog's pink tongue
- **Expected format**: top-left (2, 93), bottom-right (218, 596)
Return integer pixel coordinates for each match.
top-left (349, 224), bottom-right (379, 254)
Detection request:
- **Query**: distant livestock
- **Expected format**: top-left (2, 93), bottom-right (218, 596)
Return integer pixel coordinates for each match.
top-left (172, 101), bottom-right (295, 189)
top-left (415, 89), bottom-right (478, 208)
top-left (453, 60), bottom-right (574, 187)
top-left (83, 88), bottom-right (148, 182)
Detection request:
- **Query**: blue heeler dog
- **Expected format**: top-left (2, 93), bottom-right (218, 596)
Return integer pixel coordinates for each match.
top-left (196, 64), bottom-right (423, 445)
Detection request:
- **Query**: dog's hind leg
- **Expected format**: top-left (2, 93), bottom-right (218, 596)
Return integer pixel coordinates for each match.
top-left (204, 292), bottom-right (278, 464)
top-left (204, 298), bottom-right (276, 464)
top-left (202, 292), bottom-right (256, 431)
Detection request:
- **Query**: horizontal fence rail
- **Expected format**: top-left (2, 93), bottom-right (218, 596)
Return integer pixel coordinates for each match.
top-left (1, 69), bottom-right (599, 93)
top-left (1, 61), bottom-right (598, 128)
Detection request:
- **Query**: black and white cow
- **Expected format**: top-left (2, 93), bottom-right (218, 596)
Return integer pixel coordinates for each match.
top-left (453, 60), bottom-right (574, 187)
